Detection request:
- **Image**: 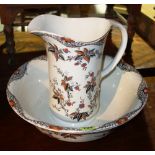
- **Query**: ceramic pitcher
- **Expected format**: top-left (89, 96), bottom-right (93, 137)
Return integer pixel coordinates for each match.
top-left (28, 14), bottom-right (127, 122)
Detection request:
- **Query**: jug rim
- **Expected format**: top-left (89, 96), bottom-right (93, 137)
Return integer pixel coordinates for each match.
top-left (28, 14), bottom-right (111, 45)
top-left (29, 29), bottom-right (110, 47)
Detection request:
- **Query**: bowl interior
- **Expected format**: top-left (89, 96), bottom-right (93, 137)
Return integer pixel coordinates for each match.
top-left (7, 56), bottom-right (146, 130)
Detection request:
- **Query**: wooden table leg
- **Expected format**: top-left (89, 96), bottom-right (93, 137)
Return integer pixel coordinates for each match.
top-left (4, 24), bottom-right (16, 65)
top-left (123, 5), bottom-right (142, 65)
top-left (0, 6), bottom-right (20, 65)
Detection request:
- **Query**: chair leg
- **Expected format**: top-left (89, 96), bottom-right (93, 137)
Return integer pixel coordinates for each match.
top-left (124, 5), bottom-right (142, 65)
top-left (21, 12), bottom-right (25, 32)
top-left (4, 24), bottom-right (16, 65)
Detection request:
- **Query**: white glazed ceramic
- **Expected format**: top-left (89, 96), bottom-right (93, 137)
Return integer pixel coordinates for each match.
top-left (28, 15), bottom-right (128, 122)
top-left (6, 55), bottom-right (148, 142)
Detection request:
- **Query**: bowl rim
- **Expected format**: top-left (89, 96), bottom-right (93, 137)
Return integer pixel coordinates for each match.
top-left (6, 55), bottom-right (148, 134)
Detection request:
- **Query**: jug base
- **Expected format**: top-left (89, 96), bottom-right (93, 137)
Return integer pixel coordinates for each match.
top-left (48, 101), bottom-right (100, 124)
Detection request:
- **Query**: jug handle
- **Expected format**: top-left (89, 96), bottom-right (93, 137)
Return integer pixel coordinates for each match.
top-left (101, 20), bottom-right (128, 78)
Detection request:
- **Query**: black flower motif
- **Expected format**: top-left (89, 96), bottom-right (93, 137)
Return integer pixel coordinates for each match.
top-left (48, 42), bottom-right (65, 61)
top-left (70, 112), bottom-right (89, 121)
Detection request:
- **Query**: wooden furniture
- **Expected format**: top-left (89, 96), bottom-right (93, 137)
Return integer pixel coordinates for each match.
top-left (104, 5), bottom-right (142, 65)
top-left (105, 4), bottom-right (155, 76)
top-left (0, 4), bottom-right (65, 64)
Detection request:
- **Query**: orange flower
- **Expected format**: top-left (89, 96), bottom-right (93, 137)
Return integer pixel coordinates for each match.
top-left (48, 125), bottom-right (63, 131)
top-left (9, 99), bottom-right (15, 107)
top-left (75, 48), bottom-right (91, 63)
top-left (61, 37), bottom-right (75, 43)
top-left (116, 117), bottom-right (128, 125)
top-left (143, 87), bottom-right (148, 94)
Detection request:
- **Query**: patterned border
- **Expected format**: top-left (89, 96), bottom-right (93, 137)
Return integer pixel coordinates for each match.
top-left (6, 55), bottom-right (148, 134)
top-left (35, 31), bottom-right (109, 48)
top-left (8, 55), bottom-right (47, 86)
top-left (7, 62), bottom-right (28, 86)
top-left (95, 79), bottom-right (148, 132)
top-left (6, 88), bottom-right (50, 128)
top-left (117, 61), bottom-right (139, 74)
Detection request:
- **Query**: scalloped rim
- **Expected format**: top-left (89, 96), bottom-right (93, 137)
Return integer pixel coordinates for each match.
top-left (6, 55), bottom-right (148, 134)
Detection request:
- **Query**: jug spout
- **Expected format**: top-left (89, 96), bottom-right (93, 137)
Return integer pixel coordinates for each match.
top-left (27, 15), bottom-right (48, 37)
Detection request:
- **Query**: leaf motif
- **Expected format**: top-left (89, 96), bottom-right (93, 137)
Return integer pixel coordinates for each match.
top-left (63, 37), bottom-right (75, 43)
top-left (58, 98), bottom-right (60, 104)
top-left (48, 44), bottom-right (55, 52)
top-left (61, 80), bottom-right (66, 85)
top-left (81, 63), bottom-right (87, 67)
top-left (75, 50), bottom-right (84, 56)
top-left (70, 135), bottom-right (77, 139)
top-left (86, 85), bottom-right (91, 93)
top-left (74, 86), bottom-right (80, 91)
top-left (54, 44), bottom-right (58, 50)
top-left (53, 95), bottom-right (60, 104)
top-left (70, 112), bottom-right (78, 117)
top-left (90, 72), bottom-right (94, 77)
top-left (53, 95), bottom-right (58, 99)
top-left (70, 112), bottom-right (89, 121)
top-left (81, 115), bottom-right (87, 120)
top-left (59, 54), bottom-right (65, 60)
top-left (68, 85), bottom-right (73, 91)
top-left (88, 49), bottom-right (95, 57)
top-left (77, 113), bottom-right (82, 121)
top-left (89, 48), bottom-right (95, 52)
top-left (74, 62), bottom-right (80, 66)
top-left (66, 76), bottom-right (73, 81)
top-left (83, 56), bottom-right (90, 63)
top-left (89, 53), bottom-right (95, 57)
top-left (83, 48), bottom-right (88, 53)
top-left (75, 55), bottom-right (82, 61)
top-left (81, 112), bottom-right (89, 120)
top-left (64, 83), bottom-right (69, 91)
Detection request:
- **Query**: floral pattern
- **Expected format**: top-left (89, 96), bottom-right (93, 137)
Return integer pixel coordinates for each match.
top-left (6, 88), bottom-right (50, 129)
top-left (6, 55), bottom-right (148, 136)
top-left (116, 116), bottom-right (128, 125)
top-left (37, 127), bottom-right (110, 142)
top-left (51, 66), bottom-right (87, 120)
top-left (36, 31), bottom-right (109, 48)
top-left (84, 72), bottom-right (97, 93)
top-left (48, 42), bottom-right (68, 61)
top-left (47, 42), bottom-right (101, 70)
top-left (73, 48), bottom-right (101, 70)
top-left (137, 79), bottom-right (148, 103)
top-left (118, 61), bottom-right (139, 74)
top-left (51, 65), bottom-right (100, 121)
top-left (8, 62), bottom-right (28, 86)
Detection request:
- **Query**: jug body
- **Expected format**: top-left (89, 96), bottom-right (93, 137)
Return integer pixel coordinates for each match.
top-left (45, 33), bottom-right (107, 122)
top-left (28, 14), bottom-right (127, 122)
